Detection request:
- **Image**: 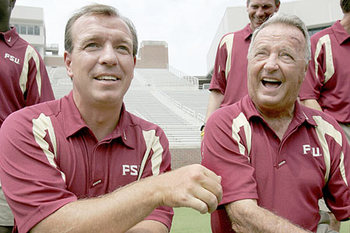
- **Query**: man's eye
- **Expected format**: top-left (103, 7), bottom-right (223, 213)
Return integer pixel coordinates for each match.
top-left (279, 52), bottom-right (294, 62)
top-left (85, 43), bottom-right (99, 49)
top-left (255, 51), bottom-right (268, 57)
top-left (117, 45), bottom-right (131, 54)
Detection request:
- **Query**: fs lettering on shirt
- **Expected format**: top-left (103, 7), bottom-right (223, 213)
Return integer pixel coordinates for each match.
top-left (122, 164), bottom-right (139, 176)
top-left (4, 52), bottom-right (20, 64)
top-left (303, 144), bottom-right (322, 157)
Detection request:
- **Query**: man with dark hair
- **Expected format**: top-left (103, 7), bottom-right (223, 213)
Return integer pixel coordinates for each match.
top-left (0, 1), bottom-right (55, 232)
top-left (202, 13), bottom-right (350, 233)
top-left (0, 4), bottom-right (222, 233)
top-left (203, 0), bottom-right (280, 134)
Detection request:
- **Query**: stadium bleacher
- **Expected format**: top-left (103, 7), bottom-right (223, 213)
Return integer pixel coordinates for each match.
top-left (48, 67), bottom-right (209, 151)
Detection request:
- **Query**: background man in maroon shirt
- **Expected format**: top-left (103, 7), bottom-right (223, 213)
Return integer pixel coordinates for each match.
top-left (0, 0), bottom-right (55, 232)
top-left (300, 0), bottom-right (350, 142)
top-left (299, 1), bottom-right (350, 230)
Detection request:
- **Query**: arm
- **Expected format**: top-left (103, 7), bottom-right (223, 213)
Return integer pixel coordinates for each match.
top-left (25, 45), bottom-right (55, 105)
top-left (202, 90), bottom-right (223, 140)
top-left (30, 164), bottom-right (222, 233)
top-left (126, 220), bottom-right (167, 233)
top-left (204, 33), bottom-right (232, 124)
top-left (300, 99), bottom-right (322, 112)
top-left (225, 199), bottom-right (311, 233)
top-left (204, 90), bottom-right (224, 123)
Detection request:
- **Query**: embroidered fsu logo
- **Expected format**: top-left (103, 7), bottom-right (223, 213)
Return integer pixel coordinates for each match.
top-left (4, 52), bottom-right (20, 64)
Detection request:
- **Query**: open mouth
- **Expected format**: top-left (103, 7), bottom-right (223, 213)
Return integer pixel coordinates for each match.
top-left (95, 75), bottom-right (120, 81)
top-left (261, 78), bottom-right (282, 88)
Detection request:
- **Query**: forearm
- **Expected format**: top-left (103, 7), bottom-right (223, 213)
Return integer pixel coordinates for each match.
top-left (205, 90), bottom-right (224, 123)
top-left (126, 220), bottom-right (168, 233)
top-left (30, 164), bottom-right (222, 233)
top-left (225, 199), bottom-right (311, 233)
top-left (31, 177), bottom-right (162, 233)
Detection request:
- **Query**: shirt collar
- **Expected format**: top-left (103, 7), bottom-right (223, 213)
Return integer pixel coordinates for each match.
top-left (0, 27), bottom-right (19, 47)
top-left (332, 20), bottom-right (350, 45)
top-left (244, 24), bottom-right (253, 41)
top-left (62, 92), bottom-right (136, 149)
top-left (241, 95), bottom-right (317, 127)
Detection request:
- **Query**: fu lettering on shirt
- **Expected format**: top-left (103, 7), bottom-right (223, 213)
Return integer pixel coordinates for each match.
top-left (303, 144), bottom-right (322, 157)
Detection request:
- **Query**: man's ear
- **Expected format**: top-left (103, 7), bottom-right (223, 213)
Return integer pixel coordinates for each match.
top-left (64, 51), bottom-right (74, 79)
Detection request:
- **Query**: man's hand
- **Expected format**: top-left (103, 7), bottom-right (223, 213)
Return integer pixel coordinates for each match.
top-left (155, 164), bottom-right (222, 214)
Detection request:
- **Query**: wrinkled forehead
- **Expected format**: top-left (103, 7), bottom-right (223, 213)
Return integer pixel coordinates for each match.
top-left (254, 23), bottom-right (305, 46)
top-left (72, 14), bottom-right (132, 38)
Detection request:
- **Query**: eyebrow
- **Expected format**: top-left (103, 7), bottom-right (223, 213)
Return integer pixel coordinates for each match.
top-left (79, 35), bottom-right (132, 47)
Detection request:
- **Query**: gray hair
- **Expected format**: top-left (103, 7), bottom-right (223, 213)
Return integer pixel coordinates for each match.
top-left (64, 3), bottom-right (138, 56)
top-left (248, 13), bottom-right (311, 62)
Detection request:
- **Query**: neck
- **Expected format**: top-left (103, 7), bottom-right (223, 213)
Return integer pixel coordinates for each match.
top-left (259, 106), bottom-right (295, 140)
top-left (75, 99), bottom-right (123, 141)
top-left (341, 13), bottom-right (350, 34)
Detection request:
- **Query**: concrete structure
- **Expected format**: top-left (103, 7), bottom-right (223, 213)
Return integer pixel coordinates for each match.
top-left (136, 41), bottom-right (169, 69)
top-left (207, 0), bottom-right (344, 72)
top-left (10, 5), bottom-right (46, 57)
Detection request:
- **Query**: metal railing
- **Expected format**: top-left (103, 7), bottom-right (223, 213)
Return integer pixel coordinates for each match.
top-left (169, 66), bottom-right (199, 89)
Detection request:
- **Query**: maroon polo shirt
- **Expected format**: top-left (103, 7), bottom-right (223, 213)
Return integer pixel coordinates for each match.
top-left (209, 24), bottom-right (252, 107)
top-left (0, 27), bottom-right (54, 128)
top-left (0, 92), bottom-right (173, 233)
top-left (299, 20), bottom-right (350, 123)
top-left (202, 95), bottom-right (350, 232)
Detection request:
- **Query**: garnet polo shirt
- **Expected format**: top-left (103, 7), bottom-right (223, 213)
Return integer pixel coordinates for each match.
top-left (201, 95), bottom-right (350, 232)
top-left (0, 27), bottom-right (54, 128)
top-left (209, 24), bottom-right (252, 107)
top-left (299, 20), bottom-right (350, 123)
top-left (0, 92), bottom-right (173, 233)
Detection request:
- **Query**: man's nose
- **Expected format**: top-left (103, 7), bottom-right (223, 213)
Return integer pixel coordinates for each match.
top-left (99, 44), bottom-right (118, 65)
top-left (264, 54), bottom-right (279, 71)
top-left (256, 7), bottom-right (265, 17)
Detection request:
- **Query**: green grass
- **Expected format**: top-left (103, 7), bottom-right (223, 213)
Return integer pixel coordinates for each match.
top-left (170, 207), bottom-right (350, 233)
top-left (340, 220), bottom-right (350, 233)
top-left (170, 207), bottom-right (211, 233)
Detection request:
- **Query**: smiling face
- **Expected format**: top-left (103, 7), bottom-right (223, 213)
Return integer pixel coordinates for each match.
top-left (247, 23), bottom-right (308, 117)
top-left (247, 0), bottom-right (280, 31)
top-left (64, 14), bottom-right (135, 109)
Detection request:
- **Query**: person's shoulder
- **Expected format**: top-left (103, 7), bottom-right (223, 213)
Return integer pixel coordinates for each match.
top-left (1, 99), bottom-right (59, 133)
top-left (210, 99), bottom-right (245, 124)
top-left (219, 25), bottom-right (249, 41)
top-left (310, 25), bottom-right (335, 42)
top-left (126, 111), bottom-right (166, 135)
top-left (301, 104), bottom-right (340, 128)
top-left (8, 99), bottom-right (58, 121)
top-left (219, 32), bottom-right (235, 45)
